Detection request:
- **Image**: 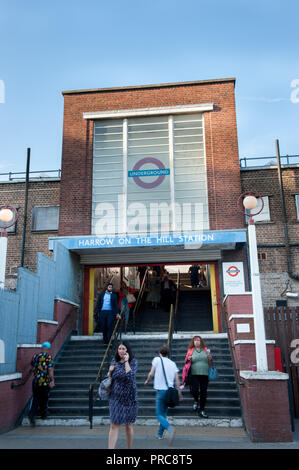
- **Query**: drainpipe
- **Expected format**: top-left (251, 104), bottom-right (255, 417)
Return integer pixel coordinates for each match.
top-left (20, 148), bottom-right (30, 267)
top-left (275, 139), bottom-right (299, 280)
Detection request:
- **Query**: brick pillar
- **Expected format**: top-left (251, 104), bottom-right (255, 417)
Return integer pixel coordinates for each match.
top-left (240, 371), bottom-right (292, 442)
top-left (224, 294), bottom-right (293, 442)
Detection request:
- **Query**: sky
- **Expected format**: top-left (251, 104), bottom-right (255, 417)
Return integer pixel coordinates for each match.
top-left (0, 0), bottom-right (298, 176)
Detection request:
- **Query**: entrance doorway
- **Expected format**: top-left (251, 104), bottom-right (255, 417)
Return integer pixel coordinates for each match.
top-left (83, 262), bottom-right (221, 335)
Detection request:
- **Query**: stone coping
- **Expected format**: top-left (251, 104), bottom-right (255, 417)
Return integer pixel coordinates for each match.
top-left (0, 373), bottom-right (22, 382)
top-left (240, 370), bottom-right (289, 380)
top-left (22, 417), bottom-right (243, 428)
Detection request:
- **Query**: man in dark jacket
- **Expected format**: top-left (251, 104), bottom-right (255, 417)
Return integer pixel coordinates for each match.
top-left (95, 283), bottom-right (120, 344)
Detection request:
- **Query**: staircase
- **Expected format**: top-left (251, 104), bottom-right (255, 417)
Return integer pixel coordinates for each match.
top-left (175, 290), bottom-right (213, 332)
top-left (42, 335), bottom-right (242, 424)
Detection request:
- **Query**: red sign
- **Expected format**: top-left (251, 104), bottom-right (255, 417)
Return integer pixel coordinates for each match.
top-left (226, 266), bottom-right (240, 277)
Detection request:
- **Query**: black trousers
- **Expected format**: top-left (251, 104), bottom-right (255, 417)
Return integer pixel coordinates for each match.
top-left (29, 383), bottom-right (50, 419)
top-left (190, 375), bottom-right (209, 411)
top-left (98, 310), bottom-right (115, 344)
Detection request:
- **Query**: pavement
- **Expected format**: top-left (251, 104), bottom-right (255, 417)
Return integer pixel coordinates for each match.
top-left (1, 421), bottom-right (299, 450)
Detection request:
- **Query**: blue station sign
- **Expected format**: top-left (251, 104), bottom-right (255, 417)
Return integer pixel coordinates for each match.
top-left (49, 230), bottom-right (247, 251)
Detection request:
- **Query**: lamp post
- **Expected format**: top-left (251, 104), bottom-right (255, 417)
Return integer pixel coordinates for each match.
top-left (0, 205), bottom-right (18, 289)
top-left (238, 192), bottom-right (268, 372)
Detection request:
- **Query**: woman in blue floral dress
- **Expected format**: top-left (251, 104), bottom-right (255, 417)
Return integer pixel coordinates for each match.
top-left (107, 341), bottom-right (138, 449)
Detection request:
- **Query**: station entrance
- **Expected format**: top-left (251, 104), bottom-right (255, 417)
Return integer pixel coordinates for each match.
top-left (83, 262), bottom-right (222, 335)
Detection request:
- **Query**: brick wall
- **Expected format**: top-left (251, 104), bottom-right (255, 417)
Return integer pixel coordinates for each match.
top-left (241, 167), bottom-right (299, 306)
top-left (0, 179), bottom-right (60, 287)
top-left (59, 79), bottom-right (244, 236)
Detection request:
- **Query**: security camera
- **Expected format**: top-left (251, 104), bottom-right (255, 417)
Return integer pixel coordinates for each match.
top-left (286, 292), bottom-right (299, 298)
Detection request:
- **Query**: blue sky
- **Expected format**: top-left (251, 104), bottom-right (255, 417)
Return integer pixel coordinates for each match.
top-left (0, 0), bottom-right (298, 175)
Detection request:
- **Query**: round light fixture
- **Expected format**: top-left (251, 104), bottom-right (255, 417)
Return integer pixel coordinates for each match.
top-left (243, 195), bottom-right (258, 211)
top-left (0, 208), bottom-right (14, 223)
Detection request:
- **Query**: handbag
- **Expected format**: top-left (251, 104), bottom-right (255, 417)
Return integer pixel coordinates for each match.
top-left (98, 376), bottom-right (112, 400)
top-left (127, 293), bottom-right (136, 303)
top-left (208, 361), bottom-right (219, 381)
top-left (182, 362), bottom-right (192, 386)
top-left (160, 357), bottom-right (179, 408)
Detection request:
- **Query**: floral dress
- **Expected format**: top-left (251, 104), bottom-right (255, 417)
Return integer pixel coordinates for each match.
top-left (109, 358), bottom-right (138, 424)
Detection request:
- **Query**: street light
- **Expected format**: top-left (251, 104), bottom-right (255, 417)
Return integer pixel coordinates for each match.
top-left (0, 205), bottom-right (18, 289)
top-left (238, 192), bottom-right (268, 372)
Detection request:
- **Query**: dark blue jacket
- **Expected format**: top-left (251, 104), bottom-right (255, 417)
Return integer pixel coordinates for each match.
top-left (95, 291), bottom-right (119, 316)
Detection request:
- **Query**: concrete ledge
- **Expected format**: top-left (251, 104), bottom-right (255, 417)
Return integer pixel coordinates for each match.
top-left (0, 373), bottom-right (22, 382)
top-left (54, 297), bottom-right (80, 308)
top-left (37, 319), bottom-right (58, 325)
top-left (234, 339), bottom-right (275, 345)
top-left (240, 370), bottom-right (289, 380)
top-left (22, 417), bottom-right (243, 428)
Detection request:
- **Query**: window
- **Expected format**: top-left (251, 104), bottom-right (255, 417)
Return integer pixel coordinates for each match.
top-left (92, 113), bottom-right (209, 235)
top-left (295, 195), bottom-right (299, 220)
top-left (246, 196), bottom-right (271, 223)
top-left (258, 252), bottom-right (267, 260)
top-left (31, 206), bottom-right (59, 231)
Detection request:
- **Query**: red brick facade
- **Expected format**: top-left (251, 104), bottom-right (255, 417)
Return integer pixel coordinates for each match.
top-left (241, 166), bottom-right (299, 306)
top-left (0, 179), bottom-right (60, 287)
top-left (59, 79), bottom-right (244, 236)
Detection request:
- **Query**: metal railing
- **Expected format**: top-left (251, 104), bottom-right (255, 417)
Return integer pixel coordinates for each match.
top-left (174, 271), bottom-right (180, 333)
top-left (11, 305), bottom-right (78, 389)
top-left (167, 304), bottom-right (174, 355)
top-left (0, 169), bottom-right (61, 181)
top-left (88, 307), bottom-right (125, 429)
top-left (240, 154), bottom-right (299, 168)
top-left (132, 268), bottom-right (149, 334)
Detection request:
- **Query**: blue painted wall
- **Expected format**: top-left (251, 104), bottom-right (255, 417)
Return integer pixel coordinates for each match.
top-left (0, 241), bottom-right (81, 375)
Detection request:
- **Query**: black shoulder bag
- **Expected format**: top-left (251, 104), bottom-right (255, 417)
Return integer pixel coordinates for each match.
top-left (159, 357), bottom-right (179, 408)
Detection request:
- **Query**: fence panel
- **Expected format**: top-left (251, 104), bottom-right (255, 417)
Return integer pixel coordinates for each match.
top-left (264, 307), bottom-right (299, 417)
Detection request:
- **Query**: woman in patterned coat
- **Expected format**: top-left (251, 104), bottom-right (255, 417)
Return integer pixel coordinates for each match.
top-left (107, 341), bottom-right (138, 449)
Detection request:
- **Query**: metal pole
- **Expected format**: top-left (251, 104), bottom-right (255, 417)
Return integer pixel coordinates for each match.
top-left (276, 139), bottom-right (292, 275)
top-left (247, 221), bottom-right (268, 371)
top-left (0, 234), bottom-right (8, 289)
top-left (20, 148), bottom-right (30, 267)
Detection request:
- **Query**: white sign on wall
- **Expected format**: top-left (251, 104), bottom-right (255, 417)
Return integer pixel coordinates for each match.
top-left (222, 262), bottom-right (245, 294)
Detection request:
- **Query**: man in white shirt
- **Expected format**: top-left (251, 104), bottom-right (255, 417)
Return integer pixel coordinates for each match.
top-left (145, 344), bottom-right (181, 443)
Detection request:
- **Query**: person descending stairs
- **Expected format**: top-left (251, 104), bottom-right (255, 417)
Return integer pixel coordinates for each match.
top-left (32, 335), bottom-right (242, 425)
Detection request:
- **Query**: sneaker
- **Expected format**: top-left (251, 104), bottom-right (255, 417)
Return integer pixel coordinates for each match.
top-left (192, 401), bottom-right (198, 411)
top-left (166, 426), bottom-right (176, 445)
top-left (199, 410), bottom-right (208, 418)
top-left (156, 435), bottom-right (163, 440)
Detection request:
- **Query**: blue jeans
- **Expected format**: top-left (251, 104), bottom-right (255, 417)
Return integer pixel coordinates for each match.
top-left (156, 390), bottom-right (171, 437)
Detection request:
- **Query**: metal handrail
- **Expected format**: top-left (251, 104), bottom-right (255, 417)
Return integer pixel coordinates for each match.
top-left (11, 305), bottom-right (78, 389)
top-left (88, 307), bottom-right (125, 429)
top-left (174, 271), bottom-right (180, 333)
top-left (240, 154), bottom-right (299, 168)
top-left (0, 169), bottom-right (61, 181)
top-left (132, 268), bottom-right (149, 334)
top-left (167, 304), bottom-right (174, 355)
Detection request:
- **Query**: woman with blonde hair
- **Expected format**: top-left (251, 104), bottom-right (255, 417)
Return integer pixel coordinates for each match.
top-left (183, 335), bottom-right (212, 418)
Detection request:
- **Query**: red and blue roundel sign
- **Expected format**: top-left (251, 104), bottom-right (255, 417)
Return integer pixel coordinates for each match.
top-left (128, 157), bottom-right (170, 189)
top-left (226, 266), bottom-right (240, 277)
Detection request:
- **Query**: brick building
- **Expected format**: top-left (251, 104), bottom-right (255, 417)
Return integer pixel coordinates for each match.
top-left (1, 78), bottom-right (298, 329)
top-left (1, 78), bottom-right (296, 441)
top-left (241, 164), bottom-right (299, 307)
top-left (0, 175), bottom-right (60, 288)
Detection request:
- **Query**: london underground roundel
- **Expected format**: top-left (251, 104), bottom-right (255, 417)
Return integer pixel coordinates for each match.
top-left (226, 266), bottom-right (240, 277)
top-left (129, 157), bottom-right (170, 189)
